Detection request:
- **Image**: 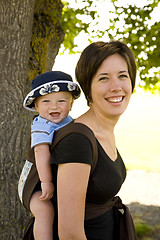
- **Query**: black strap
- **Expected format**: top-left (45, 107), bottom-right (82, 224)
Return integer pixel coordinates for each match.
top-left (50, 122), bottom-right (98, 172)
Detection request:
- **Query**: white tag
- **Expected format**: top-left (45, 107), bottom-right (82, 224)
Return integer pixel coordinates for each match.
top-left (118, 208), bottom-right (125, 214)
top-left (18, 160), bottom-right (33, 202)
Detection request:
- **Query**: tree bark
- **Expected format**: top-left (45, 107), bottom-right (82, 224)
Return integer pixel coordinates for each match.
top-left (0, 0), bottom-right (64, 239)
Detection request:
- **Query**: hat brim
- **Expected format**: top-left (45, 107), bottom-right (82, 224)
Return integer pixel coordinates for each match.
top-left (23, 80), bottom-right (81, 111)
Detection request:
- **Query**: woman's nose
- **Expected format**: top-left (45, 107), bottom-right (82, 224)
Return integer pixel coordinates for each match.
top-left (110, 77), bottom-right (122, 92)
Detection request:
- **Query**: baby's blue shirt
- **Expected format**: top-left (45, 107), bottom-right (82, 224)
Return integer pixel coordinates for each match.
top-left (31, 115), bottom-right (73, 148)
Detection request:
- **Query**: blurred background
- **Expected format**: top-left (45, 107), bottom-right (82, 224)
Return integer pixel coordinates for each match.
top-left (54, 48), bottom-right (160, 173)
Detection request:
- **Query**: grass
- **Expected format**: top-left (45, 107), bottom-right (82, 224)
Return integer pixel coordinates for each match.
top-left (133, 214), bottom-right (160, 240)
top-left (135, 223), bottom-right (153, 238)
top-left (133, 214), bottom-right (153, 239)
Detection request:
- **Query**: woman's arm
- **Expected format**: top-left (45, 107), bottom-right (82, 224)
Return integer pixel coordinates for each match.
top-left (57, 162), bottom-right (91, 240)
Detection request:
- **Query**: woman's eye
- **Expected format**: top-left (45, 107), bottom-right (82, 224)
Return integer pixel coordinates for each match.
top-left (119, 74), bottom-right (128, 78)
top-left (99, 77), bottom-right (109, 81)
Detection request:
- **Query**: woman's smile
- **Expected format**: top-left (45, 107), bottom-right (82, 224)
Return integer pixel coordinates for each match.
top-left (105, 96), bottom-right (124, 103)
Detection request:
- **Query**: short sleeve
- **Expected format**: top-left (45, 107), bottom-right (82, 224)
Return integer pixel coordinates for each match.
top-left (31, 115), bottom-right (73, 148)
top-left (31, 120), bottom-right (55, 148)
top-left (50, 133), bottom-right (93, 167)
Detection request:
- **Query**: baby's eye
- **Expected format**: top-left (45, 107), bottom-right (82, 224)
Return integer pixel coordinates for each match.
top-left (43, 99), bottom-right (50, 103)
top-left (58, 99), bottom-right (66, 103)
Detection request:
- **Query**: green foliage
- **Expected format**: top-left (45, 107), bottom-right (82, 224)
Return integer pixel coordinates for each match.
top-left (59, 0), bottom-right (160, 92)
top-left (109, 0), bottom-right (160, 93)
top-left (61, 0), bottom-right (160, 92)
top-left (61, 1), bottom-right (97, 53)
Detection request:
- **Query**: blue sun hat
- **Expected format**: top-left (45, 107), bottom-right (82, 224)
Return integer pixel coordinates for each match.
top-left (23, 71), bottom-right (81, 111)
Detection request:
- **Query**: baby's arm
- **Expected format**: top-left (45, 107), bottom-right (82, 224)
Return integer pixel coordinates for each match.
top-left (34, 144), bottom-right (54, 200)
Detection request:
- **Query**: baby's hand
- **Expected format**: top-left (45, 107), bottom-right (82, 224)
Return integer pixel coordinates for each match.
top-left (40, 182), bottom-right (54, 200)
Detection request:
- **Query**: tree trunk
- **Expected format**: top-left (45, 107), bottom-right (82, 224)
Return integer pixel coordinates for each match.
top-left (0, 0), bottom-right (64, 239)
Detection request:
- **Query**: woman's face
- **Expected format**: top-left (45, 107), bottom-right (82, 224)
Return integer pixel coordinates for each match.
top-left (90, 54), bottom-right (132, 119)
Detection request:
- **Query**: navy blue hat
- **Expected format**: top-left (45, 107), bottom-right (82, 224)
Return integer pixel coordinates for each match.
top-left (23, 71), bottom-right (81, 111)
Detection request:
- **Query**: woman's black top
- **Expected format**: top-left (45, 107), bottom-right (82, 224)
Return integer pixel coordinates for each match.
top-left (51, 133), bottom-right (126, 240)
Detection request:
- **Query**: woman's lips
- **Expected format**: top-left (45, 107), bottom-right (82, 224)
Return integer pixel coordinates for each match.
top-left (106, 96), bottom-right (123, 103)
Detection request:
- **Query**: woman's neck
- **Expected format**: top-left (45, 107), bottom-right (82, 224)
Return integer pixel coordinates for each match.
top-left (75, 108), bottom-right (118, 160)
top-left (87, 108), bottom-right (119, 132)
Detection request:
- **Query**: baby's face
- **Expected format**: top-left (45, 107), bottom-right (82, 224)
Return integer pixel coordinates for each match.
top-left (34, 91), bottom-right (73, 124)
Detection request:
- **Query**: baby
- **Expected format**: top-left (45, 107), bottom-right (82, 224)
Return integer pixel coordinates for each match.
top-left (21, 71), bottom-right (80, 240)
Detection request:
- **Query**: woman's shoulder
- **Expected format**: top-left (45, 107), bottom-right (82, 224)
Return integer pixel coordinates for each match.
top-left (53, 129), bottom-right (93, 154)
top-left (50, 130), bottom-right (94, 166)
top-left (52, 121), bottom-right (96, 148)
top-left (60, 121), bottom-right (95, 135)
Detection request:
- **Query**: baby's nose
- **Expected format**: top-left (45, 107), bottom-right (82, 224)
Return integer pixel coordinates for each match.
top-left (50, 102), bottom-right (58, 109)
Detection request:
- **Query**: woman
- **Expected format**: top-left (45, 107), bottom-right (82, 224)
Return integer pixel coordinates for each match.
top-left (51, 40), bottom-right (137, 240)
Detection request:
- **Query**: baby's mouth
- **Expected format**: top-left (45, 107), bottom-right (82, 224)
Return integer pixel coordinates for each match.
top-left (50, 112), bottom-right (60, 117)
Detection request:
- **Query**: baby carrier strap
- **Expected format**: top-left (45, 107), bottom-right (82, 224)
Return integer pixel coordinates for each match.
top-left (22, 121), bottom-right (98, 212)
top-left (50, 121), bottom-right (98, 172)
